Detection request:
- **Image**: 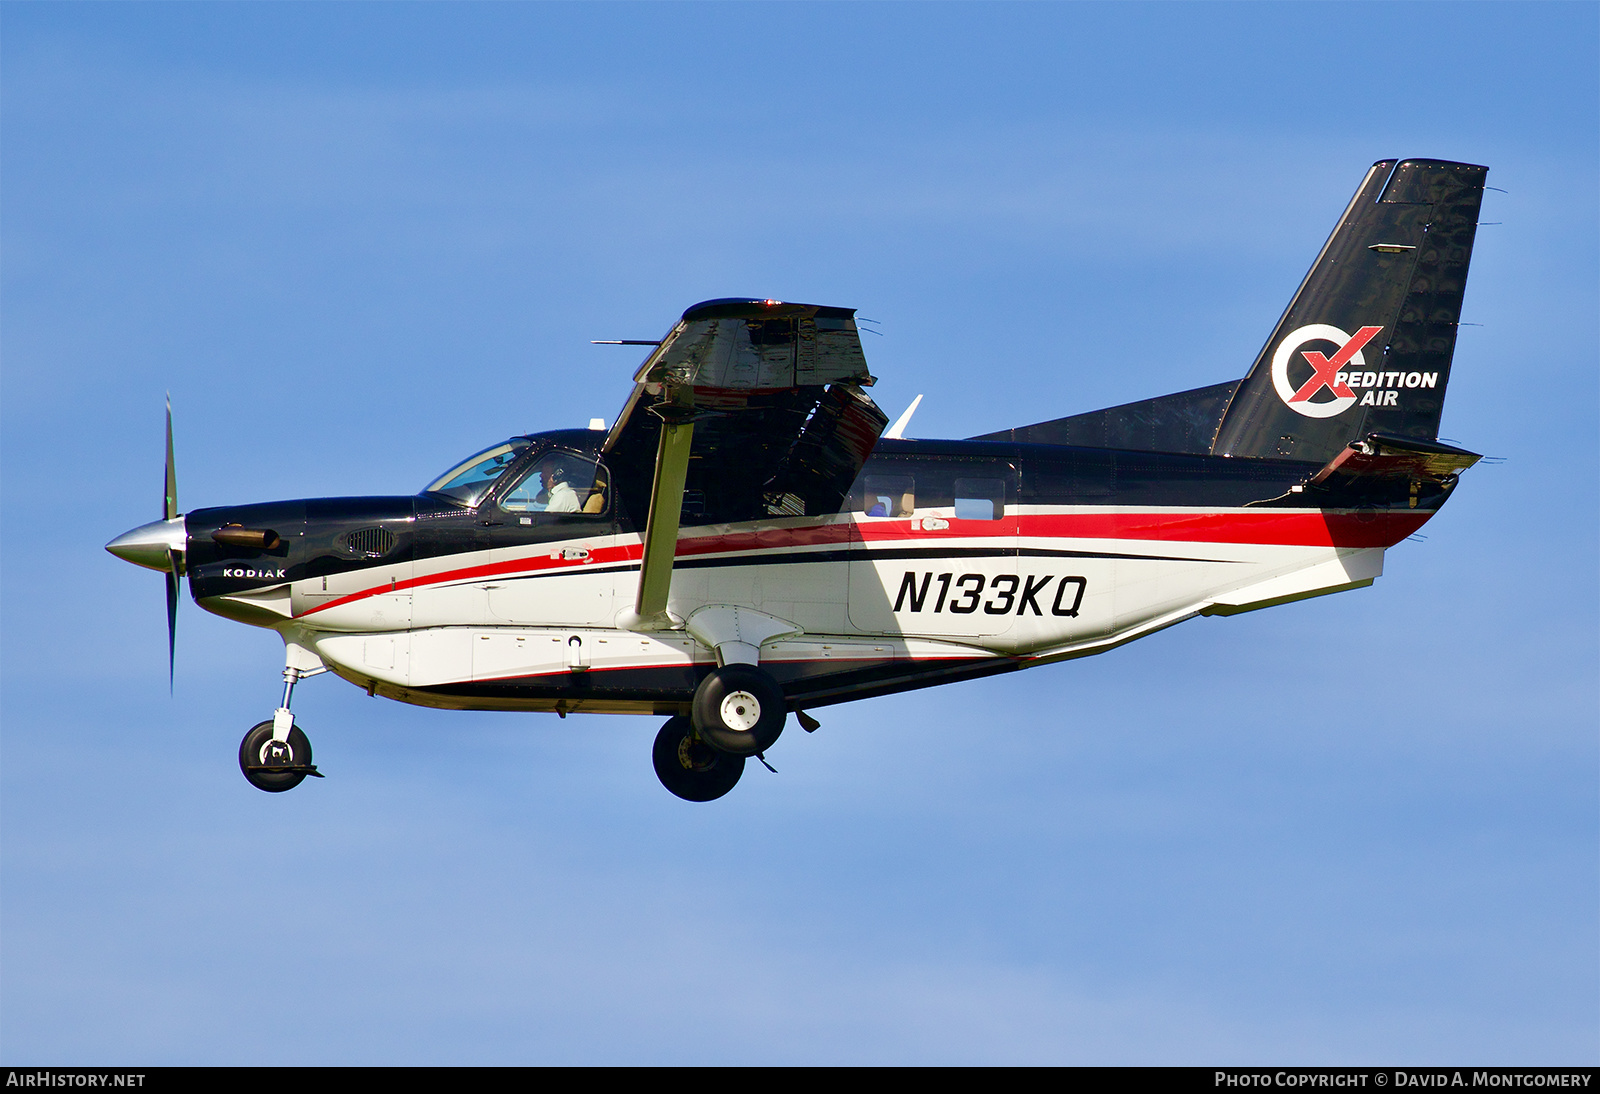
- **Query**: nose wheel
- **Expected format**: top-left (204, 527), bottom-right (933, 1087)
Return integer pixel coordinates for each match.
top-left (652, 716), bottom-right (744, 802)
top-left (238, 660), bottom-right (327, 792)
top-left (239, 719), bottom-right (321, 792)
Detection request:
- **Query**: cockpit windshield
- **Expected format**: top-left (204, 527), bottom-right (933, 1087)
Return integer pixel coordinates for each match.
top-left (423, 440), bottom-right (532, 506)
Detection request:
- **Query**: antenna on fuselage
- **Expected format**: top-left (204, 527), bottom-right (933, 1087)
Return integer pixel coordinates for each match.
top-left (884, 394), bottom-right (924, 440)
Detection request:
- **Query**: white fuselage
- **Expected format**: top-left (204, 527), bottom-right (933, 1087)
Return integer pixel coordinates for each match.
top-left (208, 501), bottom-right (1391, 715)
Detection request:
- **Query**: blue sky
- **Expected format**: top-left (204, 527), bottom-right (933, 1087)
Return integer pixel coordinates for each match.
top-left (3, 2), bottom-right (1595, 1064)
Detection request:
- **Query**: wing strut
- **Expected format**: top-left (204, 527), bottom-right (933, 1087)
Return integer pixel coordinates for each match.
top-left (617, 403), bottom-right (696, 631)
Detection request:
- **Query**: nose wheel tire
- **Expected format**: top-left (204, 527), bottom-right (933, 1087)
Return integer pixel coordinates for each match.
top-left (691, 664), bottom-right (785, 756)
top-left (652, 716), bottom-right (745, 802)
top-left (239, 720), bottom-right (319, 793)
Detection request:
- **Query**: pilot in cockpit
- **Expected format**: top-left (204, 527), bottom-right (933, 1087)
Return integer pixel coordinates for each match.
top-left (538, 460), bottom-right (581, 513)
top-left (488, 452), bottom-right (606, 514)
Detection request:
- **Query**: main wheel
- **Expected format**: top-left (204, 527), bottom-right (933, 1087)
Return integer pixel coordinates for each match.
top-left (691, 663), bottom-right (786, 756)
top-left (652, 716), bottom-right (744, 802)
top-left (238, 720), bottom-right (314, 793)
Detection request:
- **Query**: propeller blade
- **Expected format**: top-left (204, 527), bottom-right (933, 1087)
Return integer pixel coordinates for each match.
top-left (166, 551), bottom-right (180, 692)
top-left (164, 396), bottom-right (180, 690)
top-left (164, 393), bottom-right (177, 522)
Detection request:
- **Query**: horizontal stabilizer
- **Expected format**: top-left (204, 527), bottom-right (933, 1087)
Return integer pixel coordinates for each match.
top-left (1308, 432), bottom-right (1481, 489)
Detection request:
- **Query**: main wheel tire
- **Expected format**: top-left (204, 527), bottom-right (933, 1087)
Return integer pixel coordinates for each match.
top-left (691, 663), bottom-right (785, 757)
top-left (238, 720), bottom-right (313, 793)
top-left (652, 716), bottom-right (744, 802)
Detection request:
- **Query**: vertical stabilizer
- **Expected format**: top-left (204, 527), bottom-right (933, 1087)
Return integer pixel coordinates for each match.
top-left (1211, 159), bottom-right (1486, 461)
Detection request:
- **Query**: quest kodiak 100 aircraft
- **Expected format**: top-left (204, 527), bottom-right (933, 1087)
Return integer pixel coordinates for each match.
top-left (108, 157), bottom-right (1489, 801)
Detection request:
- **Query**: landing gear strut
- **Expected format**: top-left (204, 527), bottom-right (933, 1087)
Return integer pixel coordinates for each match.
top-left (652, 716), bottom-right (744, 802)
top-left (239, 663), bottom-right (326, 792)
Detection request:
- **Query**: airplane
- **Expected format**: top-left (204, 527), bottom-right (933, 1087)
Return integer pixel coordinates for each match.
top-left (107, 157), bottom-right (1489, 802)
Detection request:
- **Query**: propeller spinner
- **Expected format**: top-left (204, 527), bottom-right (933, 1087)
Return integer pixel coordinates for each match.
top-left (105, 395), bottom-right (186, 688)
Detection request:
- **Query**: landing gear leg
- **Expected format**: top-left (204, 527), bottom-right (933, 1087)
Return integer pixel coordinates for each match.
top-left (239, 663), bottom-right (327, 793)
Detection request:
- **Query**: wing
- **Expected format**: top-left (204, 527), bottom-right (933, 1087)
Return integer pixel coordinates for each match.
top-left (604, 299), bottom-right (888, 628)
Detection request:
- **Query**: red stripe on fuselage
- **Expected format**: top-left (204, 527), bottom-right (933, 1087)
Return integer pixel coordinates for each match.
top-left (297, 542), bottom-right (643, 617)
top-left (295, 507), bottom-right (1429, 617)
top-left (1016, 510), bottom-right (1429, 548)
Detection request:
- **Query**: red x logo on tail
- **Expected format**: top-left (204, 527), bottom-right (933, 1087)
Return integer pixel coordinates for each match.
top-left (1289, 326), bottom-right (1384, 403)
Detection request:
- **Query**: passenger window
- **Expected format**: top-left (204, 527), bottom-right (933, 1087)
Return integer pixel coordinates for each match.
top-left (501, 455), bottom-right (609, 516)
top-left (953, 478), bottom-right (1004, 521)
top-left (861, 475), bottom-right (915, 518)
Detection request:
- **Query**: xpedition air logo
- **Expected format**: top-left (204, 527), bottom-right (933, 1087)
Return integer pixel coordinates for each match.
top-left (1271, 324), bottom-right (1383, 418)
top-left (1272, 324), bottom-right (1443, 417)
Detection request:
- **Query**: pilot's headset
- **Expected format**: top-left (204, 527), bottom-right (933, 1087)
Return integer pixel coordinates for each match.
top-left (545, 460), bottom-right (568, 484)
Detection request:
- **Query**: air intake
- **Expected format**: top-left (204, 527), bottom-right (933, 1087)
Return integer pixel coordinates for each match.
top-left (340, 528), bottom-right (395, 558)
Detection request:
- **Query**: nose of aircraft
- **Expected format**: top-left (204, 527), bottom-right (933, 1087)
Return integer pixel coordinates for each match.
top-left (106, 516), bottom-right (187, 572)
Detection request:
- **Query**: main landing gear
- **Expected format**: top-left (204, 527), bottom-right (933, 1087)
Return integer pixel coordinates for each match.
top-left (652, 716), bottom-right (744, 802)
top-left (652, 663), bottom-right (787, 802)
top-left (240, 663), bottom-right (326, 792)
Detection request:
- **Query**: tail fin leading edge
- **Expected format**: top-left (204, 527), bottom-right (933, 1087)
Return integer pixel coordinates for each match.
top-left (1211, 159), bottom-right (1487, 462)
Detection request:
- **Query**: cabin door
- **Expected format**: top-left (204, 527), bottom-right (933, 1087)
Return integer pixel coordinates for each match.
top-left (848, 461), bottom-right (1019, 640)
top-left (483, 451), bottom-right (618, 627)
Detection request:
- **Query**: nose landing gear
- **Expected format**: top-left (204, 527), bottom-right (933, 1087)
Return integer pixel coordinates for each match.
top-left (239, 661), bottom-right (327, 792)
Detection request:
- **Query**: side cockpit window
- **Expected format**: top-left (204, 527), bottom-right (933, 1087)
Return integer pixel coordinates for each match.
top-left (499, 454), bottom-right (610, 516)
